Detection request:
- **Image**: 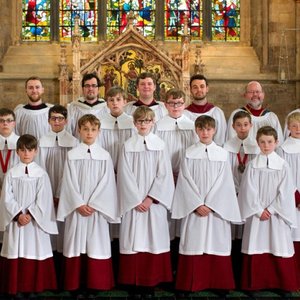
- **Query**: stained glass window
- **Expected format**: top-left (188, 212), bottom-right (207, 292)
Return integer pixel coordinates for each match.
top-left (22, 0), bottom-right (51, 41)
top-left (107, 0), bottom-right (156, 40)
top-left (165, 0), bottom-right (202, 41)
top-left (60, 0), bottom-right (98, 42)
top-left (212, 0), bottom-right (240, 41)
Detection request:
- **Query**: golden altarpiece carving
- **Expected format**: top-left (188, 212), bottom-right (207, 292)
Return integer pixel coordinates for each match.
top-left (58, 14), bottom-right (204, 106)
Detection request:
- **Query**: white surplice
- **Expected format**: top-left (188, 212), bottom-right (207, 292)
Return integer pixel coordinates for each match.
top-left (226, 108), bottom-right (284, 144)
top-left (238, 151), bottom-right (296, 257)
top-left (0, 162), bottom-right (58, 259)
top-left (124, 101), bottom-right (168, 122)
top-left (278, 136), bottom-right (300, 241)
top-left (99, 112), bottom-right (135, 171)
top-left (57, 142), bottom-right (120, 259)
top-left (14, 104), bottom-right (52, 139)
top-left (117, 132), bottom-right (175, 254)
top-left (183, 107), bottom-right (227, 146)
top-left (67, 99), bottom-right (108, 139)
top-left (172, 141), bottom-right (241, 255)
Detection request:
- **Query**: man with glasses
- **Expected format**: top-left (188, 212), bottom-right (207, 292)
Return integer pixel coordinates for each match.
top-left (226, 81), bottom-right (283, 144)
top-left (14, 76), bottom-right (52, 139)
top-left (184, 74), bottom-right (227, 146)
top-left (67, 73), bottom-right (108, 139)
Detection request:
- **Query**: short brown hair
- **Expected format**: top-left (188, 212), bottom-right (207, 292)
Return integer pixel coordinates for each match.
top-left (25, 76), bottom-right (42, 88)
top-left (195, 115), bottom-right (216, 129)
top-left (106, 86), bottom-right (127, 100)
top-left (0, 108), bottom-right (15, 120)
top-left (133, 106), bottom-right (155, 122)
top-left (78, 114), bottom-right (100, 129)
top-left (165, 89), bottom-right (186, 102)
top-left (256, 126), bottom-right (278, 142)
top-left (233, 111), bottom-right (252, 124)
top-left (17, 134), bottom-right (38, 151)
top-left (190, 74), bottom-right (208, 87)
top-left (49, 105), bottom-right (67, 119)
top-left (136, 72), bottom-right (156, 86)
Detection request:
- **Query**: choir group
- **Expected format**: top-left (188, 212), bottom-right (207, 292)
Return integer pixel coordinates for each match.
top-left (0, 72), bottom-right (299, 299)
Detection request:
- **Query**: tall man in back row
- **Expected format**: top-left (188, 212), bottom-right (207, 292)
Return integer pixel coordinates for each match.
top-left (14, 76), bottom-right (52, 139)
top-left (226, 81), bottom-right (283, 144)
top-left (184, 74), bottom-right (227, 146)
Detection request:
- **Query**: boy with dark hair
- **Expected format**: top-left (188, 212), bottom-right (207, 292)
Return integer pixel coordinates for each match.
top-left (239, 126), bottom-right (298, 292)
top-left (0, 134), bottom-right (58, 296)
top-left (172, 115), bottom-right (241, 294)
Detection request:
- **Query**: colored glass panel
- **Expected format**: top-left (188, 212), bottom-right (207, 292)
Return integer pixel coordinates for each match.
top-left (59, 0), bottom-right (98, 42)
top-left (107, 0), bottom-right (156, 40)
top-left (22, 0), bottom-right (51, 41)
top-left (212, 0), bottom-right (240, 41)
top-left (165, 0), bottom-right (202, 40)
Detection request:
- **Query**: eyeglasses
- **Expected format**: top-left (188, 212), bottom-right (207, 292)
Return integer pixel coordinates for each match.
top-left (135, 119), bottom-right (153, 125)
top-left (166, 102), bottom-right (185, 107)
top-left (49, 116), bottom-right (65, 122)
top-left (246, 90), bottom-right (262, 95)
top-left (83, 84), bottom-right (98, 89)
top-left (0, 119), bottom-right (15, 124)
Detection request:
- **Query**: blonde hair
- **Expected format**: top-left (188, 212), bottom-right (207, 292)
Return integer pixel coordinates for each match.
top-left (133, 106), bottom-right (155, 122)
top-left (78, 114), bottom-right (101, 129)
top-left (287, 111), bottom-right (300, 125)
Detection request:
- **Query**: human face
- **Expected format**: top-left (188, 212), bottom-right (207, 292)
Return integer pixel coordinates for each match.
top-left (196, 126), bottom-right (215, 145)
top-left (82, 78), bottom-right (99, 103)
top-left (288, 120), bottom-right (300, 139)
top-left (26, 79), bottom-right (44, 105)
top-left (137, 78), bottom-right (156, 103)
top-left (232, 117), bottom-right (252, 140)
top-left (165, 97), bottom-right (185, 118)
top-left (0, 115), bottom-right (15, 138)
top-left (107, 94), bottom-right (127, 117)
top-left (190, 79), bottom-right (209, 103)
top-left (17, 147), bottom-right (37, 164)
top-left (257, 134), bottom-right (278, 155)
top-left (78, 122), bottom-right (100, 145)
top-left (134, 117), bottom-right (154, 136)
top-left (244, 82), bottom-right (264, 109)
top-left (49, 113), bottom-right (67, 133)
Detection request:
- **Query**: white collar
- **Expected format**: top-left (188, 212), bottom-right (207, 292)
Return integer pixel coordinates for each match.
top-left (68, 142), bottom-right (109, 160)
top-left (186, 141), bottom-right (228, 161)
top-left (100, 113), bottom-right (134, 129)
top-left (39, 129), bottom-right (78, 147)
top-left (11, 162), bottom-right (43, 178)
top-left (224, 136), bottom-right (260, 154)
top-left (281, 137), bottom-right (300, 154)
top-left (0, 132), bottom-right (19, 150)
top-left (125, 132), bottom-right (165, 152)
top-left (252, 151), bottom-right (285, 170)
top-left (74, 97), bottom-right (107, 110)
top-left (156, 115), bottom-right (194, 131)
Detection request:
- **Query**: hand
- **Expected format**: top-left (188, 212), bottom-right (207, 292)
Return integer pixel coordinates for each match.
top-left (195, 205), bottom-right (212, 217)
top-left (135, 196), bottom-right (153, 212)
top-left (260, 209), bottom-right (271, 221)
top-left (17, 213), bottom-right (32, 227)
top-left (76, 205), bottom-right (95, 216)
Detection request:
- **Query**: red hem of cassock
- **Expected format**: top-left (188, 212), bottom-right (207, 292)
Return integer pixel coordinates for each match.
top-left (118, 252), bottom-right (173, 286)
top-left (175, 254), bottom-right (235, 291)
top-left (62, 254), bottom-right (114, 291)
top-left (0, 256), bottom-right (57, 295)
top-left (241, 253), bottom-right (299, 291)
top-left (293, 242), bottom-right (300, 289)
